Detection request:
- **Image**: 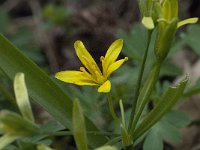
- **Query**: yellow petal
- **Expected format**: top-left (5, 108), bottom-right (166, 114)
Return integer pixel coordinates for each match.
top-left (105, 57), bottom-right (128, 78)
top-left (105, 39), bottom-right (123, 62)
top-left (177, 18), bottom-right (199, 28)
top-left (102, 39), bottom-right (123, 74)
top-left (55, 71), bottom-right (98, 86)
top-left (74, 40), bottom-right (102, 76)
top-left (98, 80), bottom-right (111, 93)
top-left (142, 17), bottom-right (154, 30)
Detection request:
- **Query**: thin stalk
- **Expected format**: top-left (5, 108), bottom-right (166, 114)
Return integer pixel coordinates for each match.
top-left (105, 136), bottom-right (121, 145)
top-left (46, 131), bottom-right (119, 136)
top-left (107, 93), bottom-right (120, 124)
top-left (130, 62), bottom-right (161, 136)
top-left (128, 30), bottom-right (152, 131)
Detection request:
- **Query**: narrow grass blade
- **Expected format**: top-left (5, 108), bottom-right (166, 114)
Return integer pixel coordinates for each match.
top-left (73, 99), bottom-right (88, 150)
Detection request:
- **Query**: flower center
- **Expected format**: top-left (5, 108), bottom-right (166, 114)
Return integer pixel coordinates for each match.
top-left (81, 56), bottom-right (105, 84)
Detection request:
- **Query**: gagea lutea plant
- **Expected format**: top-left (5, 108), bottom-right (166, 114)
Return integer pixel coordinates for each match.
top-left (0, 0), bottom-right (198, 149)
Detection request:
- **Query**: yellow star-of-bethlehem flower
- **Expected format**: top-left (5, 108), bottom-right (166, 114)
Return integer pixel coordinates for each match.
top-left (55, 39), bottom-right (128, 93)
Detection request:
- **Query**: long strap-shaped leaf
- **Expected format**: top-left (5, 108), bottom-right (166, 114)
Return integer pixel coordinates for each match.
top-left (133, 77), bottom-right (188, 140)
top-left (0, 34), bottom-right (107, 147)
top-left (73, 99), bottom-right (88, 150)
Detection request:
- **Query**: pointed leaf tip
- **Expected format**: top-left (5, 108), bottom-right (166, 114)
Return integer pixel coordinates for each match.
top-left (14, 72), bottom-right (34, 122)
top-left (177, 18), bottom-right (199, 28)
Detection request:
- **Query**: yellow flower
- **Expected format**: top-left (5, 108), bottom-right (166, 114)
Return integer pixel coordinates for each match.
top-left (55, 39), bottom-right (128, 93)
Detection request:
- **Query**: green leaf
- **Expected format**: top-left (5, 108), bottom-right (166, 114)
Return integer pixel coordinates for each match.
top-left (9, 26), bottom-right (44, 64)
top-left (133, 77), bottom-right (188, 140)
top-left (159, 111), bottom-right (190, 144)
top-left (143, 111), bottom-right (188, 150)
top-left (3, 145), bottom-right (17, 150)
top-left (163, 110), bottom-right (191, 128)
top-left (184, 78), bottom-right (200, 97)
top-left (130, 63), bottom-right (161, 135)
top-left (160, 61), bottom-right (182, 77)
top-left (0, 110), bottom-right (39, 135)
top-left (158, 120), bottom-right (181, 144)
top-left (95, 145), bottom-right (118, 150)
top-left (40, 120), bottom-right (65, 133)
top-left (21, 120), bottom-right (64, 144)
top-left (37, 144), bottom-right (53, 150)
top-left (14, 73), bottom-right (34, 122)
top-left (118, 24), bottom-right (147, 63)
top-left (0, 34), bottom-right (107, 147)
top-left (0, 10), bottom-right (9, 34)
top-left (73, 99), bottom-right (88, 150)
top-left (0, 134), bottom-right (19, 150)
top-left (183, 25), bottom-right (200, 56)
top-left (17, 141), bottom-right (36, 150)
top-left (143, 128), bottom-right (163, 150)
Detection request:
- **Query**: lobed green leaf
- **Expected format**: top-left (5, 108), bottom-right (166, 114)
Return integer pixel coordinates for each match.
top-left (143, 127), bottom-right (163, 150)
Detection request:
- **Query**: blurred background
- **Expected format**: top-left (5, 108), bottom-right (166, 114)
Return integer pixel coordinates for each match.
top-left (0, 0), bottom-right (200, 149)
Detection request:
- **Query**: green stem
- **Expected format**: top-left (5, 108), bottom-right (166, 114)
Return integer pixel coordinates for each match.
top-left (128, 30), bottom-right (152, 131)
top-left (46, 131), bottom-right (119, 136)
top-left (105, 136), bottom-right (121, 145)
top-left (107, 93), bottom-right (120, 124)
top-left (130, 62), bottom-right (161, 136)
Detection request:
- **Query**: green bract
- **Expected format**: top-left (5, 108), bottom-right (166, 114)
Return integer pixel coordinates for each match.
top-left (155, 18), bottom-right (178, 62)
top-left (154, 0), bottom-right (198, 62)
top-left (14, 73), bottom-right (34, 122)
